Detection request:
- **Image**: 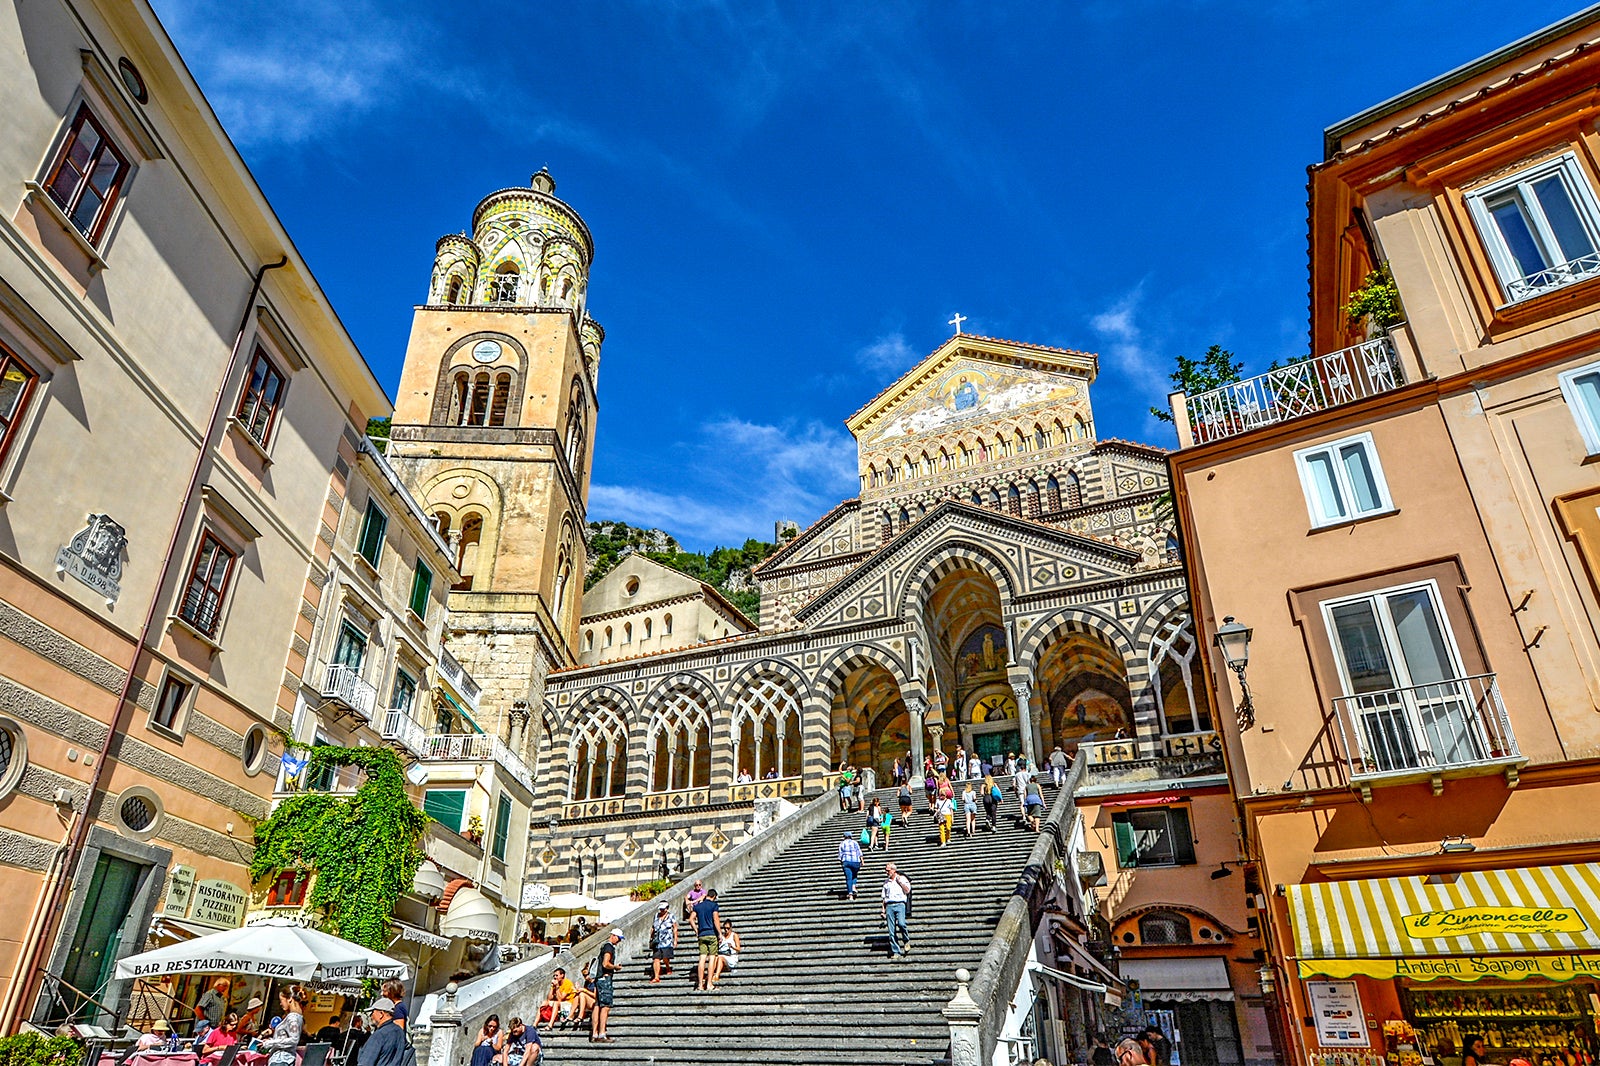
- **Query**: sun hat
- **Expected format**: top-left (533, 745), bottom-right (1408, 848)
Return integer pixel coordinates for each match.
top-left (368, 997), bottom-right (397, 1014)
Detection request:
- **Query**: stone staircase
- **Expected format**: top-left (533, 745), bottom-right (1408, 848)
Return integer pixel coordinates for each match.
top-left (538, 781), bottom-right (1060, 1065)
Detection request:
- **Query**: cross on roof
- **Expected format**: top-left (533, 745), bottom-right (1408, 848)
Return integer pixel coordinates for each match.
top-left (949, 313), bottom-right (967, 334)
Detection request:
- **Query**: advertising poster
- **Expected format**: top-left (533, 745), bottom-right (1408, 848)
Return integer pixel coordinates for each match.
top-left (1308, 980), bottom-right (1368, 1047)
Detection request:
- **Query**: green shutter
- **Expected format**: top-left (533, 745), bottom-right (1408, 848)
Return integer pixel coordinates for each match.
top-left (357, 502), bottom-right (387, 566)
top-left (423, 788), bottom-right (467, 833)
top-left (492, 794), bottom-right (511, 861)
top-left (410, 561), bottom-right (432, 618)
top-left (1112, 813), bottom-right (1138, 868)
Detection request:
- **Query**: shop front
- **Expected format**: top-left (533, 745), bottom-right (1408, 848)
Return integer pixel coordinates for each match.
top-left (1287, 864), bottom-right (1600, 1066)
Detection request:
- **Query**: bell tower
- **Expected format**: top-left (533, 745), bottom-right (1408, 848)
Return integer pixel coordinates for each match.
top-left (387, 169), bottom-right (602, 733)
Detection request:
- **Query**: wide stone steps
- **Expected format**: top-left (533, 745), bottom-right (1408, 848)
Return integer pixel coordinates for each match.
top-left (536, 780), bottom-right (1056, 1065)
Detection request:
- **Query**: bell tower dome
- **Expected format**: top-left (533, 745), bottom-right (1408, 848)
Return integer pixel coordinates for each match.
top-left (387, 170), bottom-right (602, 733)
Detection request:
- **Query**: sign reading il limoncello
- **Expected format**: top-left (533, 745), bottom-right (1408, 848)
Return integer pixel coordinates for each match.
top-left (1403, 906), bottom-right (1589, 939)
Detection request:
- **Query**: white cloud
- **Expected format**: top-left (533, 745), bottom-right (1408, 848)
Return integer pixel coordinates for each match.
top-left (1090, 285), bottom-right (1168, 395)
top-left (589, 417), bottom-right (858, 548)
top-left (856, 331), bottom-right (918, 373)
top-left (155, 0), bottom-right (419, 149)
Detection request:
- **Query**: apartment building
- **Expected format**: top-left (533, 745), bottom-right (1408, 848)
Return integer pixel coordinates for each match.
top-left (1167, 9), bottom-right (1600, 1065)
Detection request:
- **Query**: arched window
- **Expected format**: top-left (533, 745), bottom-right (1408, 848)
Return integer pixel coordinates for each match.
top-left (444, 275), bottom-right (464, 304)
top-left (971, 490), bottom-right (983, 507)
top-left (1053, 418), bottom-right (1067, 444)
top-left (1046, 475), bottom-right (1062, 512)
top-left (1075, 414), bottom-right (1089, 439)
top-left (663, 613), bottom-right (673, 636)
top-left (643, 618), bottom-right (653, 640)
top-left (490, 262), bottom-right (519, 303)
top-left (623, 622), bottom-right (633, 644)
top-left (453, 514), bottom-right (483, 590)
top-left (1152, 614), bottom-right (1211, 734)
top-left (489, 372), bottom-right (512, 427)
top-left (1007, 485), bottom-right (1022, 516)
top-left (1064, 471), bottom-right (1082, 508)
top-left (899, 506), bottom-right (910, 527)
top-left (1034, 424), bottom-right (1048, 450)
top-left (733, 675), bottom-right (804, 780)
top-left (583, 630), bottom-right (594, 652)
top-left (564, 380), bottom-right (587, 479)
top-left (553, 563), bottom-right (571, 620)
top-left (604, 626), bottom-right (613, 648)
top-left (1138, 910), bottom-right (1193, 946)
top-left (435, 511), bottom-right (452, 538)
top-left (568, 702), bottom-right (628, 801)
top-left (648, 690), bottom-right (712, 791)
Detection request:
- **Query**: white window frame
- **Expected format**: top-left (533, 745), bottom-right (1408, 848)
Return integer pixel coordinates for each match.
top-left (1292, 431), bottom-right (1394, 528)
top-left (1465, 152), bottom-right (1600, 304)
top-left (1558, 360), bottom-right (1600, 455)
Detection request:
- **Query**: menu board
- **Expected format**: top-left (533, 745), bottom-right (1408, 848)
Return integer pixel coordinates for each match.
top-left (1309, 980), bottom-right (1369, 1047)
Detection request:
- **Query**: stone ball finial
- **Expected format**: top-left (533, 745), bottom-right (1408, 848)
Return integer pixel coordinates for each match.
top-left (955, 968), bottom-right (971, 984)
top-left (531, 167), bottom-right (556, 195)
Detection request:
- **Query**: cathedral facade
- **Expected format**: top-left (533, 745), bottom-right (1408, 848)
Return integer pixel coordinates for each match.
top-left (390, 175), bottom-right (1206, 899)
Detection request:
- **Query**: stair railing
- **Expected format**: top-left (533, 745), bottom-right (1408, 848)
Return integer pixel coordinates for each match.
top-left (946, 753), bottom-right (1087, 1066)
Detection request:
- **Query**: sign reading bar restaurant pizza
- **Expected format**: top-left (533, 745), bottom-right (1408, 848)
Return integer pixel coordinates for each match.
top-left (1307, 981), bottom-right (1367, 1047)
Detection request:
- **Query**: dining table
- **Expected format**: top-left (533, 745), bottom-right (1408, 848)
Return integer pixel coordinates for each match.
top-left (100, 1052), bottom-right (200, 1066)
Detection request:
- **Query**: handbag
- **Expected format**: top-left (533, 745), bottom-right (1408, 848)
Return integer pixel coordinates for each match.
top-left (859, 828), bottom-right (871, 845)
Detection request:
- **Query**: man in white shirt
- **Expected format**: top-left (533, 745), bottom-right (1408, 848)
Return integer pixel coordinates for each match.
top-left (880, 863), bottom-right (911, 959)
top-left (1049, 745), bottom-right (1070, 788)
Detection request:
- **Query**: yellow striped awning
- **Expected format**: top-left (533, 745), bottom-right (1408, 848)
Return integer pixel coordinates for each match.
top-left (1290, 863), bottom-right (1600, 959)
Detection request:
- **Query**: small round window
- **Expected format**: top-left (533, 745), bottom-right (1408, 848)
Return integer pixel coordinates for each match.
top-left (0, 718), bottom-right (26, 799)
top-left (242, 724), bottom-right (270, 776)
top-left (115, 786), bottom-right (164, 839)
top-left (625, 578), bottom-right (640, 596)
top-left (117, 57), bottom-right (149, 104)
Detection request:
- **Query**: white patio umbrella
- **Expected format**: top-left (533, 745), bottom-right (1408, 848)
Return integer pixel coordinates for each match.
top-left (113, 917), bottom-right (409, 983)
top-left (527, 892), bottom-right (602, 920)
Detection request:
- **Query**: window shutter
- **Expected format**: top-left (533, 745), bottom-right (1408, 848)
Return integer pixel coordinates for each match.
top-left (492, 794), bottom-right (511, 861)
top-left (1112, 813), bottom-right (1138, 868)
top-left (423, 789), bottom-right (467, 833)
top-left (1170, 807), bottom-right (1196, 865)
top-left (358, 503), bottom-right (387, 566)
top-left (410, 562), bottom-right (432, 617)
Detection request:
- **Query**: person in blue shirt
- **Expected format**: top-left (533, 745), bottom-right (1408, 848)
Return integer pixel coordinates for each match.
top-left (691, 889), bottom-right (722, 992)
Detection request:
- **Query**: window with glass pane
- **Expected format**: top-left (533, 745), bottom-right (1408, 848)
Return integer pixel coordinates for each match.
top-left (152, 675), bottom-right (190, 731)
top-left (1468, 154), bottom-right (1600, 301)
top-left (179, 533), bottom-right (236, 637)
top-left (332, 622), bottom-right (366, 670)
top-left (0, 349), bottom-right (40, 467)
top-left (235, 348), bottom-right (285, 446)
top-left (423, 788), bottom-right (467, 833)
top-left (391, 669), bottom-right (417, 713)
top-left (43, 106), bottom-right (130, 243)
top-left (305, 732), bottom-right (337, 792)
top-left (357, 501), bottom-right (387, 567)
top-left (1559, 364), bottom-right (1600, 454)
top-left (1295, 434), bottom-right (1392, 526)
top-left (1325, 582), bottom-right (1484, 773)
top-left (1111, 808), bottom-right (1195, 868)
top-left (492, 794), bottom-right (511, 861)
top-left (409, 561), bottom-right (432, 618)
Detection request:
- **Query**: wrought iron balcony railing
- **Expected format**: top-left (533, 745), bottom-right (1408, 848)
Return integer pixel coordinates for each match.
top-left (1181, 336), bottom-right (1404, 445)
top-left (379, 708), bottom-right (428, 758)
top-left (422, 732), bottom-right (533, 793)
top-left (1505, 251), bottom-right (1600, 302)
top-left (1332, 672), bottom-right (1521, 787)
top-left (437, 649), bottom-right (482, 712)
top-left (319, 663), bottom-right (377, 720)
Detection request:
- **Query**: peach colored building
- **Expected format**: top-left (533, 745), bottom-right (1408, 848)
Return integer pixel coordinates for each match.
top-left (1168, 10), bottom-right (1600, 1066)
top-left (0, 0), bottom-right (393, 1031)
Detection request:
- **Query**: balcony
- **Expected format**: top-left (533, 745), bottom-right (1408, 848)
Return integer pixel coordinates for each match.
top-left (437, 649), bottom-right (482, 713)
top-left (379, 708), bottom-right (428, 758)
top-left (1173, 336), bottom-right (1405, 446)
top-left (422, 733), bottom-right (534, 794)
top-left (1332, 672), bottom-right (1525, 799)
top-left (1506, 250), bottom-right (1600, 302)
top-left (1080, 730), bottom-right (1226, 785)
top-left (320, 663), bottom-right (377, 720)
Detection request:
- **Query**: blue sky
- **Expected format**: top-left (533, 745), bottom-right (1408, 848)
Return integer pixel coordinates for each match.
top-left (156, 0), bottom-right (1581, 552)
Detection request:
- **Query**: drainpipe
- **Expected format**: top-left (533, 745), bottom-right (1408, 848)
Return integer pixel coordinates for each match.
top-left (6, 255), bottom-right (289, 1031)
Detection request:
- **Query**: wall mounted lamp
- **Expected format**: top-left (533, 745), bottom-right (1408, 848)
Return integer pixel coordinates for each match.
top-left (1441, 835), bottom-right (1476, 854)
top-left (1214, 616), bottom-right (1256, 731)
top-left (1210, 861), bottom-right (1240, 880)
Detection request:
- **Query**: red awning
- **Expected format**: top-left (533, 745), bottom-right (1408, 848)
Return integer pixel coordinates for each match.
top-left (1099, 793), bottom-right (1183, 809)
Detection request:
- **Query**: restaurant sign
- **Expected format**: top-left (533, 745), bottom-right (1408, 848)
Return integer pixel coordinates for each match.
top-left (190, 880), bottom-right (248, 929)
top-left (1301, 954), bottom-right (1600, 983)
top-left (1402, 906), bottom-right (1588, 939)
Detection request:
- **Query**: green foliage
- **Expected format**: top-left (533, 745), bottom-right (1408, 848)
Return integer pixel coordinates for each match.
top-left (250, 746), bottom-right (427, 952)
top-left (1150, 345), bottom-right (1246, 423)
top-left (365, 417), bottom-right (392, 440)
top-left (629, 878), bottom-right (673, 901)
top-left (1344, 265), bottom-right (1403, 328)
top-left (584, 520), bottom-right (782, 622)
top-left (0, 1034), bottom-right (83, 1066)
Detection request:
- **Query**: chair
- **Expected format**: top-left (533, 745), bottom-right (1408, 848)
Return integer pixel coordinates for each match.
top-left (216, 1045), bottom-right (241, 1066)
top-left (302, 1042), bottom-right (332, 1066)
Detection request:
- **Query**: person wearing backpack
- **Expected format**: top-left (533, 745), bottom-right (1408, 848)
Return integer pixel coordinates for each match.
top-left (839, 828), bottom-right (864, 899)
top-left (982, 773), bottom-right (1001, 830)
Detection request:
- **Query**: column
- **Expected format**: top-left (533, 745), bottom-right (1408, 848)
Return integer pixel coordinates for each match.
top-left (905, 694), bottom-right (927, 771)
top-left (1009, 675), bottom-right (1039, 765)
top-left (507, 700), bottom-right (530, 753)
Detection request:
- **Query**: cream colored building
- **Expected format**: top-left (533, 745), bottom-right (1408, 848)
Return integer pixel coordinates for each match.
top-left (0, 0), bottom-right (397, 1031)
top-left (577, 554), bottom-right (755, 666)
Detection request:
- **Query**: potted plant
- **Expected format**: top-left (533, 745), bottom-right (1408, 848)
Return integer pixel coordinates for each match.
top-left (464, 814), bottom-right (484, 845)
top-left (1344, 265), bottom-right (1404, 339)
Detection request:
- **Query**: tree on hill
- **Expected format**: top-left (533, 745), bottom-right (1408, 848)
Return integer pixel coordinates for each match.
top-left (584, 520), bottom-right (790, 621)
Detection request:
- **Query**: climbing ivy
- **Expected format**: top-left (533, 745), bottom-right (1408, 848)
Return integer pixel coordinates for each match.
top-left (250, 745), bottom-right (427, 952)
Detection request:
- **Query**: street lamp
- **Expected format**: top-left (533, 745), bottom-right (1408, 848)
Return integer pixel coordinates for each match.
top-left (1214, 616), bottom-right (1256, 731)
